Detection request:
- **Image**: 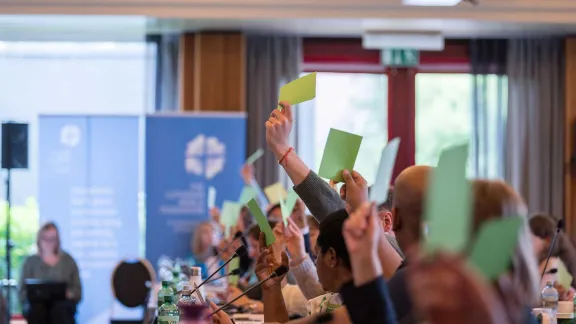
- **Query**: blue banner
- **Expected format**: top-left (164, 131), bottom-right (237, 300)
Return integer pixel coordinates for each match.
top-left (145, 114), bottom-right (246, 269)
top-left (39, 115), bottom-right (140, 324)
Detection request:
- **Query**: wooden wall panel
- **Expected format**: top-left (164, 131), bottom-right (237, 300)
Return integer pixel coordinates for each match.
top-left (178, 32), bottom-right (246, 112)
top-left (565, 39), bottom-right (576, 236)
top-left (179, 33), bottom-right (196, 111)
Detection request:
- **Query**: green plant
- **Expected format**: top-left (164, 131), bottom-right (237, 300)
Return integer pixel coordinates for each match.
top-left (0, 197), bottom-right (39, 280)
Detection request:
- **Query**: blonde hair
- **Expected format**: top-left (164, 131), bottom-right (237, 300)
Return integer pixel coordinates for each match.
top-left (471, 180), bottom-right (540, 309)
top-left (36, 222), bottom-right (61, 255)
top-left (192, 222), bottom-right (215, 257)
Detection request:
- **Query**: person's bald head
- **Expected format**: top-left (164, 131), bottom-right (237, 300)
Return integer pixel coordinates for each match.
top-left (392, 165), bottom-right (433, 253)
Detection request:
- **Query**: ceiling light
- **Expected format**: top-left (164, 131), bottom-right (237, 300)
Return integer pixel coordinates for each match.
top-left (403, 0), bottom-right (461, 6)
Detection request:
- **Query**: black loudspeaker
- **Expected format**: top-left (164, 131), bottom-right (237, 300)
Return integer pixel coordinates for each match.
top-left (1, 122), bottom-right (28, 169)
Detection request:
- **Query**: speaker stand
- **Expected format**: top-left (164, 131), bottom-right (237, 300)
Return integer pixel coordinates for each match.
top-left (4, 168), bottom-right (12, 323)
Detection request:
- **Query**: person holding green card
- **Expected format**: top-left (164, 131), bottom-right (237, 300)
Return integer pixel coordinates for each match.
top-left (265, 101), bottom-right (403, 272)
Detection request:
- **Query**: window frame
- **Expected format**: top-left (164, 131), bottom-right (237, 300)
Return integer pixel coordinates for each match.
top-left (302, 38), bottom-right (472, 178)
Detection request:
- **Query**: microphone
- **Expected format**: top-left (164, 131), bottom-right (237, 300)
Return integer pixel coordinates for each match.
top-left (191, 245), bottom-right (247, 294)
top-left (541, 219), bottom-right (564, 281)
top-left (203, 268), bottom-right (241, 284)
top-left (206, 265), bottom-right (289, 317)
top-left (206, 231), bottom-right (244, 270)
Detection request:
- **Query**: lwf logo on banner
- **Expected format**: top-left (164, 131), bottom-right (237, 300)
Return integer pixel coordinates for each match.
top-left (185, 134), bottom-right (226, 179)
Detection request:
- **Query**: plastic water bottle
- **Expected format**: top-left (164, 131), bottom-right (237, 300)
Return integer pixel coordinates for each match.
top-left (157, 281), bottom-right (174, 309)
top-left (189, 266), bottom-right (204, 297)
top-left (542, 281), bottom-right (559, 319)
top-left (158, 295), bottom-right (180, 324)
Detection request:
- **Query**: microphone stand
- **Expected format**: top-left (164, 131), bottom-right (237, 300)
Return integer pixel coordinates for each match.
top-left (540, 222), bottom-right (563, 282)
top-left (203, 270), bottom-right (240, 284)
top-left (206, 273), bottom-right (277, 317)
top-left (191, 252), bottom-right (241, 295)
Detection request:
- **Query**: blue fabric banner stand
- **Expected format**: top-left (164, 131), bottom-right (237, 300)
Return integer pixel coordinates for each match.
top-left (38, 115), bottom-right (140, 324)
top-left (145, 113), bottom-right (246, 271)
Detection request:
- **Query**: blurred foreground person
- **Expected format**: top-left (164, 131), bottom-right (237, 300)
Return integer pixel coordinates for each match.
top-left (407, 180), bottom-right (540, 324)
top-left (19, 222), bottom-right (81, 324)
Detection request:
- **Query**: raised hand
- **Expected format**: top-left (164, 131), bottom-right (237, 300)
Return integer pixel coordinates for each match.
top-left (255, 232), bottom-right (289, 290)
top-left (210, 301), bottom-right (234, 324)
top-left (284, 218), bottom-right (307, 263)
top-left (343, 202), bottom-right (381, 256)
top-left (210, 207), bottom-right (221, 223)
top-left (265, 101), bottom-right (293, 160)
top-left (241, 164), bottom-right (255, 185)
top-left (340, 170), bottom-right (368, 211)
top-left (290, 198), bottom-right (307, 229)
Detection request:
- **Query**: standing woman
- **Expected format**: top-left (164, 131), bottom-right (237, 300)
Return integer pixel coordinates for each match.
top-left (19, 222), bottom-right (81, 324)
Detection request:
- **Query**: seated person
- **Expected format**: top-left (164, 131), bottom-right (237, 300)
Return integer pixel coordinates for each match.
top-left (228, 222), bottom-right (308, 318)
top-left (189, 221), bottom-right (222, 280)
top-left (307, 215), bottom-right (319, 259)
top-left (307, 211), bottom-right (351, 315)
top-left (267, 203), bottom-right (283, 223)
top-left (19, 222), bottom-right (81, 324)
top-left (530, 214), bottom-right (576, 296)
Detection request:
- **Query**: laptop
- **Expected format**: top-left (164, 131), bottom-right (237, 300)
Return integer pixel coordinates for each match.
top-left (24, 279), bottom-right (66, 303)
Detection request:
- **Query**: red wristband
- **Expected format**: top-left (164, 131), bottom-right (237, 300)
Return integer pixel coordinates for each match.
top-left (278, 147), bottom-right (294, 166)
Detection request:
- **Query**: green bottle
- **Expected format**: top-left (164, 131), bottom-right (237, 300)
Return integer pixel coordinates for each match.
top-left (171, 270), bottom-right (180, 292)
top-left (158, 281), bottom-right (174, 309)
top-left (158, 295), bottom-right (180, 324)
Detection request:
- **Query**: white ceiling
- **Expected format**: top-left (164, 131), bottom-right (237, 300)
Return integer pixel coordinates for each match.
top-left (0, 0), bottom-right (575, 40)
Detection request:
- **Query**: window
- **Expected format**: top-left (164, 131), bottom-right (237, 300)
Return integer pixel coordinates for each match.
top-left (415, 73), bottom-right (507, 178)
top-left (298, 72), bottom-right (387, 184)
top-left (0, 41), bottom-right (155, 302)
top-left (416, 74), bottom-right (472, 166)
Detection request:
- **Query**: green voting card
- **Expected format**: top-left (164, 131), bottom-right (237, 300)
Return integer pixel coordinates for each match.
top-left (246, 148), bottom-right (265, 165)
top-left (369, 138), bottom-right (400, 204)
top-left (220, 201), bottom-right (242, 227)
top-left (279, 72), bottom-right (317, 107)
top-left (280, 189), bottom-right (299, 226)
top-left (424, 143), bottom-right (471, 253)
top-left (247, 198), bottom-right (275, 246)
top-left (228, 257), bottom-right (240, 286)
top-left (317, 128), bottom-right (363, 183)
top-left (264, 182), bottom-right (288, 205)
top-left (238, 186), bottom-right (257, 204)
top-left (469, 217), bottom-right (523, 280)
top-left (558, 260), bottom-right (573, 289)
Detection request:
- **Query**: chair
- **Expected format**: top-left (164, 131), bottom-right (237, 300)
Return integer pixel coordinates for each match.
top-left (110, 259), bottom-right (156, 324)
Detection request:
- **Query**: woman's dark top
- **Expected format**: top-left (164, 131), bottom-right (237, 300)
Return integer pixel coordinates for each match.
top-left (18, 251), bottom-right (82, 306)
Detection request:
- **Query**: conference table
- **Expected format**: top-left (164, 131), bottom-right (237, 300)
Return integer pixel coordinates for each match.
top-left (147, 282), bottom-right (264, 324)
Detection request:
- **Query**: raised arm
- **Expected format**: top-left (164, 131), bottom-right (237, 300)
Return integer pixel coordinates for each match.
top-left (241, 164), bottom-right (269, 207)
top-left (265, 102), bottom-right (345, 222)
top-left (285, 218), bottom-right (325, 299)
top-left (341, 202), bottom-right (397, 323)
top-left (255, 233), bottom-right (290, 323)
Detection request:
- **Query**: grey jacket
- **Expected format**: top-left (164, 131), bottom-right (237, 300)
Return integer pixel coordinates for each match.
top-left (293, 170), bottom-right (404, 258)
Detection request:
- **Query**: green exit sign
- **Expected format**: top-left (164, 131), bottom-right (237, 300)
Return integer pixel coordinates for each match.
top-left (381, 49), bottom-right (420, 67)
